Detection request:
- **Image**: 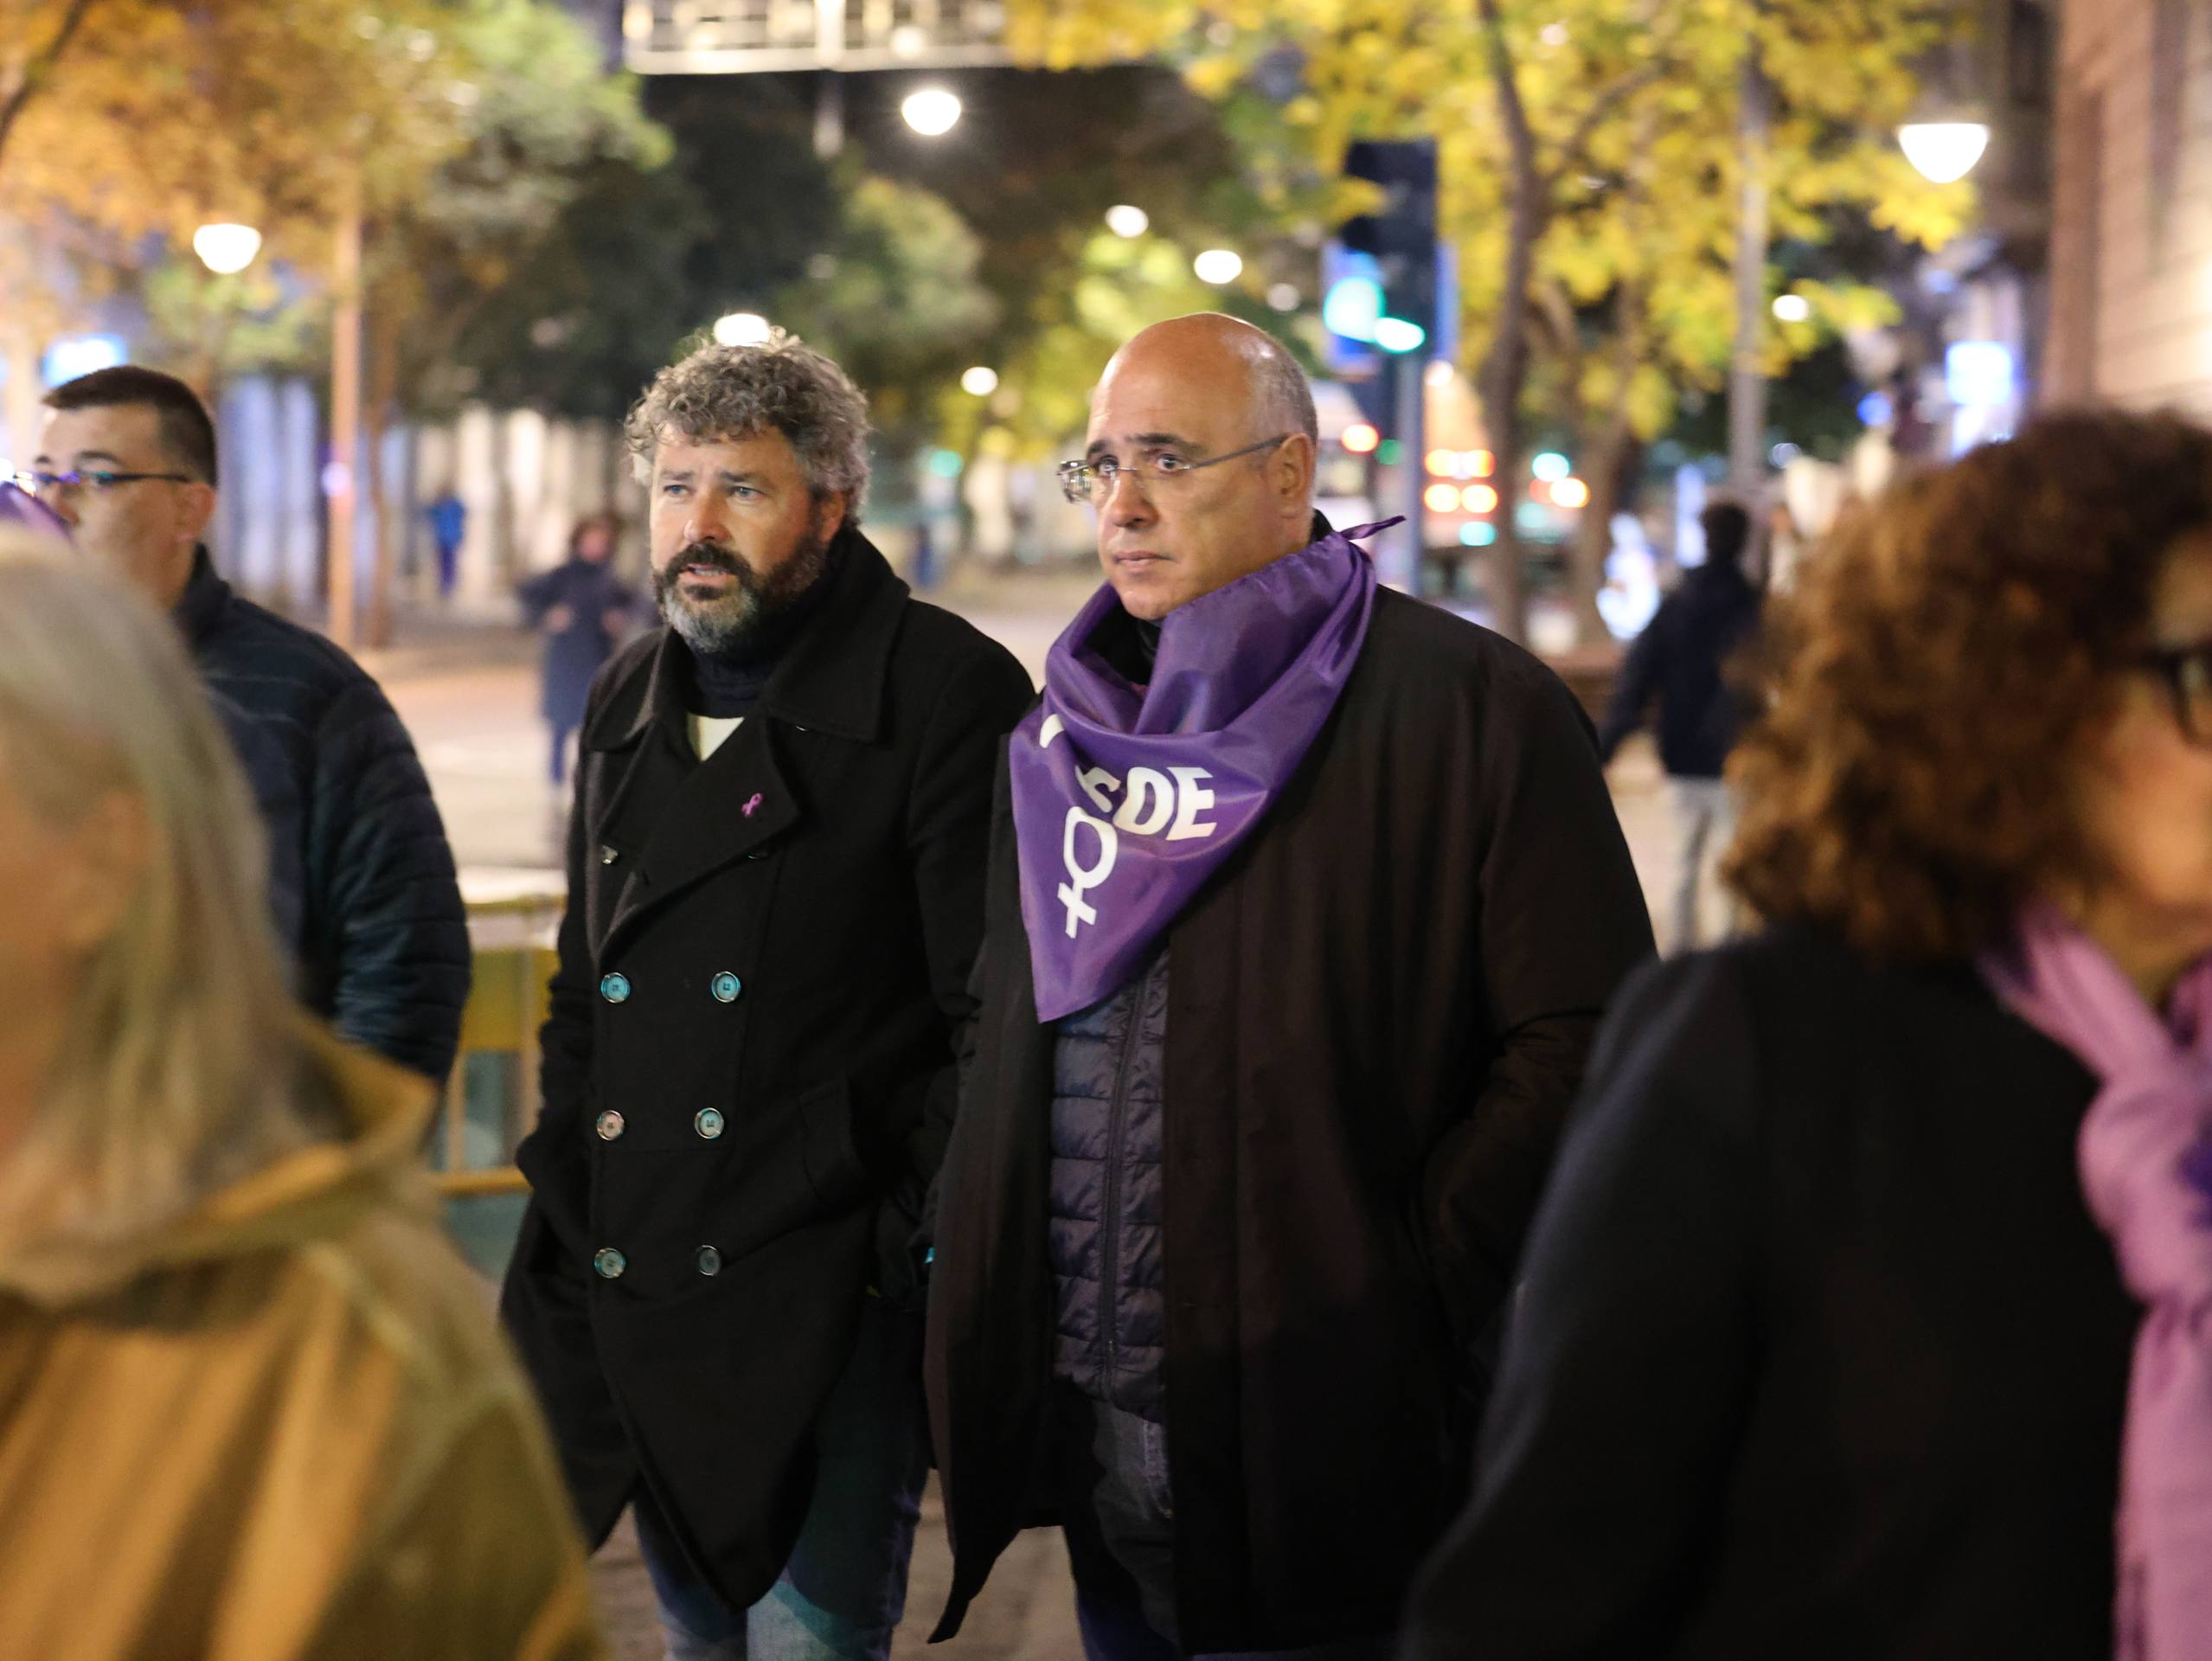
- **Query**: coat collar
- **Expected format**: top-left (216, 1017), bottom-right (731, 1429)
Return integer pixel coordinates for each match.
top-left (600, 528), bottom-right (908, 751)
top-left (0, 1021), bottom-right (434, 1309)
top-left (172, 546), bottom-right (233, 650)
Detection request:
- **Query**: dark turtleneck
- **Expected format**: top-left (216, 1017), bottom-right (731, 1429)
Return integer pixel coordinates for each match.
top-left (1093, 610), bottom-right (1162, 688)
top-left (682, 534), bottom-right (848, 718)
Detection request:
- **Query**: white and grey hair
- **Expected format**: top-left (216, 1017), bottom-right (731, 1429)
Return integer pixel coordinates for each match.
top-left (625, 329), bottom-right (873, 520)
top-left (0, 535), bottom-right (318, 1250)
top-left (1249, 333), bottom-right (1319, 446)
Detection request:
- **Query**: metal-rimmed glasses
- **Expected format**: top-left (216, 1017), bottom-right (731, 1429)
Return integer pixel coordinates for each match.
top-left (2137, 639), bottom-right (2212, 747)
top-left (13, 467), bottom-right (195, 497)
top-left (1057, 434), bottom-right (1289, 506)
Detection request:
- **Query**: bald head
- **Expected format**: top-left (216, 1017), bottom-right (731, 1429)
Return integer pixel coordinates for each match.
top-left (1096, 315), bottom-right (1318, 451)
top-left (1083, 314), bottom-right (1322, 619)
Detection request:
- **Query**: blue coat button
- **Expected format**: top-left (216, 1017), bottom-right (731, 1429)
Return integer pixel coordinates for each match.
top-left (695, 1107), bottom-right (726, 1140)
top-left (696, 1245), bottom-right (722, 1276)
top-left (710, 972), bottom-right (742, 1004)
top-left (599, 972), bottom-right (631, 1004)
top-left (595, 1110), bottom-right (625, 1141)
top-left (593, 1247), bottom-right (626, 1279)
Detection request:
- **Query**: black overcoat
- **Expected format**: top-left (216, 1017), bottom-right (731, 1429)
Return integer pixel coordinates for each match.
top-left (500, 534), bottom-right (1033, 1611)
top-left (1402, 925), bottom-right (2138, 1660)
top-left (924, 586), bottom-right (1656, 1652)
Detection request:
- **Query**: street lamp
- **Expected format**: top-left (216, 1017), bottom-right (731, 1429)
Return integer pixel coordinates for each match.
top-left (960, 366), bottom-right (999, 396)
top-left (1899, 121), bottom-right (1991, 184)
top-left (192, 222), bottom-right (262, 276)
top-left (1106, 205), bottom-right (1149, 239)
top-left (901, 88), bottom-right (962, 137)
top-left (1772, 292), bottom-right (1811, 324)
top-left (1193, 248), bottom-right (1243, 285)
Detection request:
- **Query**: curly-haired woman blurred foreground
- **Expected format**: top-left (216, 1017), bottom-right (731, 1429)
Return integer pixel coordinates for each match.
top-left (1403, 411), bottom-right (2212, 1659)
top-left (0, 537), bottom-right (603, 1660)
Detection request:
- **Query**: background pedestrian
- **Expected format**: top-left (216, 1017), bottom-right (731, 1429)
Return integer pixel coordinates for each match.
top-left (517, 511), bottom-right (638, 791)
top-left (1596, 499), bottom-right (1764, 952)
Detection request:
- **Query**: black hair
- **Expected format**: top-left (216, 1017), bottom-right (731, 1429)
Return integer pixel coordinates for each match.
top-left (43, 366), bottom-right (218, 488)
top-left (1701, 500), bottom-right (1752, 569)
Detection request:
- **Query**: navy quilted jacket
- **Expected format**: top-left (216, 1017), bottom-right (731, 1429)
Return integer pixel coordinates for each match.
top-left (207, 686), bottom-right (307, 958)
top-left (1048, 949), bottom-right (1170, 1422)
top-left (175, 550), bottom-right (471, 1081)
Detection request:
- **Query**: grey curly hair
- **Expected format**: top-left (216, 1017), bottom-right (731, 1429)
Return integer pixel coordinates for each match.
top-left (626, 330), bottom-right (872, 520)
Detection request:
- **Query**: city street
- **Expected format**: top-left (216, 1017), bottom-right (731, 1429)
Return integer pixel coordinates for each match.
top-left (381, 574), bottom-right (1687, 1659)
top-left (0, 0), bottom-right (2123, 1649)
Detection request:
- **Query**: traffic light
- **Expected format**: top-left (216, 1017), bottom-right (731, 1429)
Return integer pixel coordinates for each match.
top-left (1339, 139), bottom-right (1438, 354)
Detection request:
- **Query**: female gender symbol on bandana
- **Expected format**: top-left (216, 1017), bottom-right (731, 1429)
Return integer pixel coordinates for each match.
top-left (1008, 519), bottom-right (1388, 1020)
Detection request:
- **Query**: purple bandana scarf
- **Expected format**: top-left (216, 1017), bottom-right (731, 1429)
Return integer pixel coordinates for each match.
top-left (1980, 902), bottom-right (2212, 1660)
top-left (1009, 521), bottom-right (1387, 1022)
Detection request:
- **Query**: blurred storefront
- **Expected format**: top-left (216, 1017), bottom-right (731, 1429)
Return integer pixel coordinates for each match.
top-left (2049, 0), bottom-right (2212, 410)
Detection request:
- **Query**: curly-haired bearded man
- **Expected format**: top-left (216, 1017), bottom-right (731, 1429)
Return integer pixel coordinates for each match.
top-left (500, 333), bottom-right (1034, 1661)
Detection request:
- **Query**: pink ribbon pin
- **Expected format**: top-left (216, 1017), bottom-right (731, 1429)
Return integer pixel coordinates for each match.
top-left (742, 792), bottom-right (763, 818)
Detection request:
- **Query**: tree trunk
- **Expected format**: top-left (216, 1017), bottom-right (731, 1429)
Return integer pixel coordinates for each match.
top-left (1567, 425), bottom-right (1644, 648)
top-left (326, 170), bottom-right (363, 651)
top-left (363, 307), bottom-right (401, 648)
top-left (0, 0), bottom-right (101, 177)
top-left (1728, 46), bottom-right (1772, 494)
top-left (1567, 278), bottom-right (1651, 648)
top-left (1478, 0), bottom-right (1541, 643)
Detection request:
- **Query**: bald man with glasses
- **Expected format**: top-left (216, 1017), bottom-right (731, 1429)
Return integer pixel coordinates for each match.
top-left (923, 314), bottom-right (1654, 1659)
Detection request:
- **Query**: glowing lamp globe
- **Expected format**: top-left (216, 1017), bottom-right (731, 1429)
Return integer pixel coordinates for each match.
top-left (1899, 122), bottom-right (1990, 185)
top-left (901, 88), bottom-right (963, 137)
top-left (1193, 249), bottom-right (1244, 285)
top-left (193, 223), bottom-right (263, 276)
top-left (714, 312), bottom-right (773, 348)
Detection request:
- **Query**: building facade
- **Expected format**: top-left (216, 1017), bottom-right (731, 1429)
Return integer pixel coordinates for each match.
top-left (2050, 0), bottom-right (2212, 410)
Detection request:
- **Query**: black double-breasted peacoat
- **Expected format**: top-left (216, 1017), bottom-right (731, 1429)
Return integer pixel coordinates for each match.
top-left (924, 584), bottom-right (1656, 1652)
top-left (500, 533), bottom-right (1032, 1613)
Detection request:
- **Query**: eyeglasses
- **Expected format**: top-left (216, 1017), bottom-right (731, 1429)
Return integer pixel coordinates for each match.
top-left (2137, 640), bottom-right (2212, 746)
top-left (13, 467), bottom-right (194, 497)
top-left (1057, 434), bottom-right (1290, 505)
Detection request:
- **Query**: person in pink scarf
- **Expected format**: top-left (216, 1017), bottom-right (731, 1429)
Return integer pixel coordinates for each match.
top-left (1401, 408), bottom-right (2212, 1660)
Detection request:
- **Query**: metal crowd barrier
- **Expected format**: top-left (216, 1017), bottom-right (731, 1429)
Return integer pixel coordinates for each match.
top-left (431, 874), bottom-right (565, 1210)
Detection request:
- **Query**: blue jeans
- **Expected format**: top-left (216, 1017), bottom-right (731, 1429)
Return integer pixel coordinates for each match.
top-left (634, 1299), bottom-right (927, 1661)
top-left (1059, 1394), bottom-right (1394, 1661)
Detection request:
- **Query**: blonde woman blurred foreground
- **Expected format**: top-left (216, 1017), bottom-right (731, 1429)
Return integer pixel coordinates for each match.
top-left (0, 538), bottom-right (603, 1660)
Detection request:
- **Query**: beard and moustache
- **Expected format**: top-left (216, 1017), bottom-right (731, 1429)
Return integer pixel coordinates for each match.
top-left (653, 527), bottom-right (835, 657)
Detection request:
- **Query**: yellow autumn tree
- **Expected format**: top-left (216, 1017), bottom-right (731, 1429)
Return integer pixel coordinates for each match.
top-left (1002, 0), bottom-right (1975, 639)
top-left (0, 0), bottom-right (478, 457)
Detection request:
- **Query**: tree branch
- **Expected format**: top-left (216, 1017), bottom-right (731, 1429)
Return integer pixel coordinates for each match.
top-left (1545, 58), bottom-right (1670, 190)
top-left (0, 0), bottom-right (104, 174)
top-left (1542, 0), bottom-right (1686, 191)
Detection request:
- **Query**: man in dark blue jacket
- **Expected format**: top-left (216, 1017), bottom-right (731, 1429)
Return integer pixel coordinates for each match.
top-left (1596, 499), bottom-right (1765, 952)
top-left (30, 367), bottom-right (470, 1082)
